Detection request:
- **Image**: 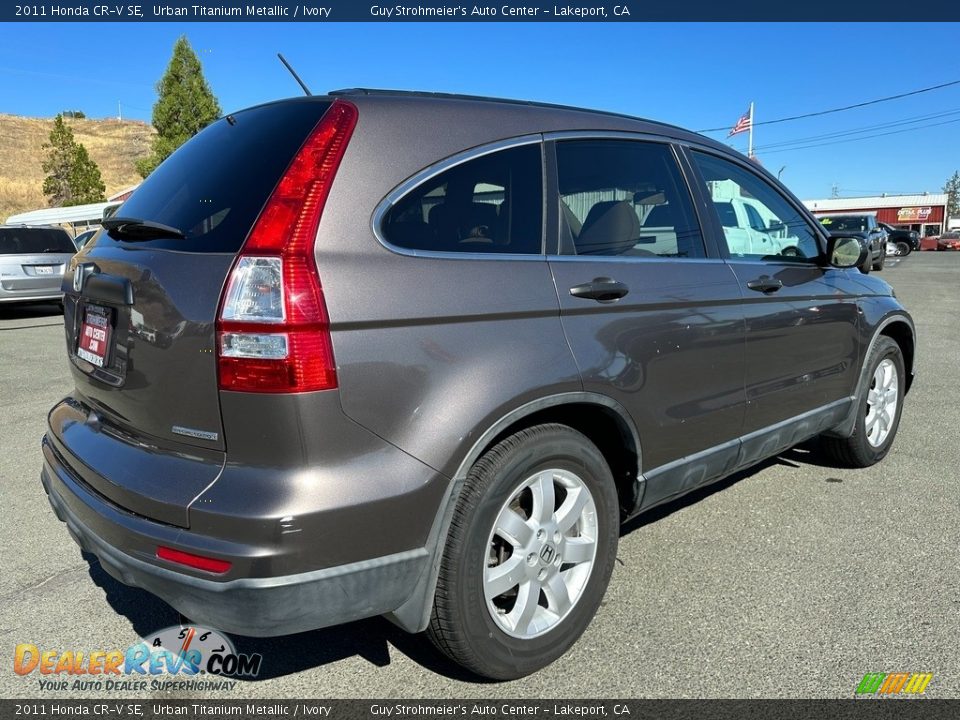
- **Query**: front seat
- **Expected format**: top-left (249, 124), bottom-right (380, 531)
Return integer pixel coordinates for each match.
top-left (575, 201), bottom-right (640, 256)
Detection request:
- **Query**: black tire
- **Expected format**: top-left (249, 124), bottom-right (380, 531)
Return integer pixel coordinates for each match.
top-left (895, 240), bottom-right (911, 257)
top-left (821, 336), bottom-right (905, 468)
top-left (872, 251), bottom-right (885, 271)
top-left (428, 423), bottom-right (619, 680)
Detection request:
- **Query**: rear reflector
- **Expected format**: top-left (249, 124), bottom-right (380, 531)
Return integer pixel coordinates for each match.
top-left (157, 546), bottom-right (232, 574)
top-left (216, 99), bottom-right (358, 393)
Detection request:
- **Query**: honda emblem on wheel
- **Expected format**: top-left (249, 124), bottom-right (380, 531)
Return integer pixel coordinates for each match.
top-left (539, 544), bottom-right (555, 563)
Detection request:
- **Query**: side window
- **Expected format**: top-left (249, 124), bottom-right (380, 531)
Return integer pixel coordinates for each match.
top-left (691, 151), bottom-right (822, 262)
top-left (555, 140), bottom-right (705, 258)
top-left (381, 144), bottom-right (543, 255)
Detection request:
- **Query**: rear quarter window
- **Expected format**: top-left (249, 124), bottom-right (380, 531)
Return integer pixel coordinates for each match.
top-left (380, 143), bottom-right (544, 255)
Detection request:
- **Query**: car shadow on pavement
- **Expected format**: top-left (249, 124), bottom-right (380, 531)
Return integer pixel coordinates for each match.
top-left (79, 441), bottom-right (831, 684)
top-left (81, 550), bottom-right (490, 683)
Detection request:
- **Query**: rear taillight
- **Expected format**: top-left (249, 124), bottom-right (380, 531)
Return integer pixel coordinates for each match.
top-left (216, 99), bottom-right (358, 393)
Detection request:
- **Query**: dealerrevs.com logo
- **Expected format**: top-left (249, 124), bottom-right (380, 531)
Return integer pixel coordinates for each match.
top-left (14, 625), bottom-right (262, 692)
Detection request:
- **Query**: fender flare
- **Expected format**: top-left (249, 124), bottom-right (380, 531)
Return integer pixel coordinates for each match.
top-left (824, 312), bottom-right (916, 439)
top-left (384, 391), bottom-right (642, 633)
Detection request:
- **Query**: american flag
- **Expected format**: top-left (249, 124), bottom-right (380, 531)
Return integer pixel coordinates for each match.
top-left (728, 108), bottom-right (752, 137)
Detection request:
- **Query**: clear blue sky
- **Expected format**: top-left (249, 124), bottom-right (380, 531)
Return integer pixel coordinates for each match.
top-left (2, 22), bottom-right (958, 200)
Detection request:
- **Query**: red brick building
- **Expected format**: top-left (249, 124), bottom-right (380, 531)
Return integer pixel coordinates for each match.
top-left (803, 193), bottom-right (949, 238)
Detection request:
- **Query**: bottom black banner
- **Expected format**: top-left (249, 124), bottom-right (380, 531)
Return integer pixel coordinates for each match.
top-left (4, 700), bottom-right (960, 720)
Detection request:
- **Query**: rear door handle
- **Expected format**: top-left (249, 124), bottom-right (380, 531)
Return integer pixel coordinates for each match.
top-left (746, 277), bottom-right (783, 294)
top-left (569, 277), bottom-right (630, 303)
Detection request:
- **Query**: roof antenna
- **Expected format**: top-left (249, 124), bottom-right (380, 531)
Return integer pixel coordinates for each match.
top-left (277, 53), bottom-right (312, 96)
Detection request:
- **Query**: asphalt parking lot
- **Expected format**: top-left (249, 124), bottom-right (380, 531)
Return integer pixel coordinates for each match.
top-left (1, 252), bottom-right (958, 699)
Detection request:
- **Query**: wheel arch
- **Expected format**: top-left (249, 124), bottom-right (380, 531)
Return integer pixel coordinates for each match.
top-left (385, 392), bottom-right (643, 633)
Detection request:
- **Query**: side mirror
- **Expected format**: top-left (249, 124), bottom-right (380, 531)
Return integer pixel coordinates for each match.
top-left (826, 235), bottom-right (868, 269)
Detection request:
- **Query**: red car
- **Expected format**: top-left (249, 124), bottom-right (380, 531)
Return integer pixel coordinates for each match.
top-left (938, 231), bottom-right (960, 251)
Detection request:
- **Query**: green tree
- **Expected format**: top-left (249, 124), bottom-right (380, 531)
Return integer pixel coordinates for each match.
top-left (137, 36), bottom-right (221, 177)
top-left (943, 170), bottom-right (960, 220)
top-left (42, 114), bottom-right (106, 207)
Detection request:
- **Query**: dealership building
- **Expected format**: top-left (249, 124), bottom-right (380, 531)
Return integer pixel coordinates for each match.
top-left (802, 193), bottom-right (949, 237)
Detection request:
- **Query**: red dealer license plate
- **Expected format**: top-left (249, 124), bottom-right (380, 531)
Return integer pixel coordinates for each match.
top-left (77, 305), bottom-right (112, 368)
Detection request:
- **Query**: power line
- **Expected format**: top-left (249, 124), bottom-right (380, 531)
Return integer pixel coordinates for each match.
top-left (756, 116), bottom-right (960, 156)
top-left (754, 107), bottom-right (960, 151)
top-left (697, 78), bottom-right (960, 133)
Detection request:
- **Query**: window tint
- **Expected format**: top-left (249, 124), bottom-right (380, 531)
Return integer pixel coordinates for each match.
top-left (0, 227), bottom-right (75, 254)
top-left (382, 144), bottom-right (543, 255)
top-left (691, 152), bottom-right (821, 262)
top-left (818, 215), bottom-right (871, 233)
top-left (555, 140), bottom-right (705, 258)
top-left (103, 100), bottom-right (333, 253)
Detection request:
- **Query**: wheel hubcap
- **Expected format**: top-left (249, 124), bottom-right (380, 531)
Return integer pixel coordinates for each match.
top-left (865, 358), bottom-right (899, 447)
top-left (483, 469), bottom-right (598, 639)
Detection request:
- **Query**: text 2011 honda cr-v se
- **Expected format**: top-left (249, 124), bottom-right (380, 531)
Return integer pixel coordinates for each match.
top-left (42, 90), bottom-right (915, 680)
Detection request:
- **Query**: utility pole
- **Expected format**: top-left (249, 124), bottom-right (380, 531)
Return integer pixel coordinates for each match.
top-left (748, 101), bottom-right (754, 159)
top-left (117, 101), bottom-right (122, 122)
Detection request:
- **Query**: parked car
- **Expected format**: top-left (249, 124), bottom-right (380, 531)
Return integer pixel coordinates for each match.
top-left (0, 225), bottom-right (75, 304)
top-left (72, 229), bottom-right (98, 250)
top-left (42, 91), bottom-right (916, 680)
top-left (937, 230), bottom-right (960, 250)
top-left (817, 213), bottom-right (887, 271)
top-left (879, 223), bottom-right (920, 256)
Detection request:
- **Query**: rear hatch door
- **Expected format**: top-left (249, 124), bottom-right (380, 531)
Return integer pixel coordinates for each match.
top-left (57, 98), bottom-right (333, 524)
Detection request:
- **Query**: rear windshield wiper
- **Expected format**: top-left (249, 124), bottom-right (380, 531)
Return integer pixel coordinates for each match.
top-left (102, 217), bottom-right (185, 241)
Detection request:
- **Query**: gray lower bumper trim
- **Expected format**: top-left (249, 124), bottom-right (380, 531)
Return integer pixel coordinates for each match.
top-left (42, 467), bottom-right (428, 637)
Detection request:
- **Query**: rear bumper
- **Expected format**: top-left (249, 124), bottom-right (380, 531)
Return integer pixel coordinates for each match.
top-left (41, 447), bottom-right (432, 636)
top-left (0, 289), bottom-right (62, 303)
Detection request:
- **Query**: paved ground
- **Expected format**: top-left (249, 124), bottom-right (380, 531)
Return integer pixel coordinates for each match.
top-left (1, 252), bottom-right (958, 699)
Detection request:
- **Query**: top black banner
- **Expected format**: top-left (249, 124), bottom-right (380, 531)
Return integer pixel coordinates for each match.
top-left (5, 0), bottom-right (960, 21)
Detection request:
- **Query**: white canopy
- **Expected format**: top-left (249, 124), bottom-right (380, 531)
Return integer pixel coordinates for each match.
top-left (5, 201), bottom-right (118, 227)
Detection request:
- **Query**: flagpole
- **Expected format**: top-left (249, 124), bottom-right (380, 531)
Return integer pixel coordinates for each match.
top-left (748, 101), bottom-right (754, 158)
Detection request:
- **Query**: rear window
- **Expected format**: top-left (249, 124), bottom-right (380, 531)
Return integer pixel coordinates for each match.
top-left (103, 99), bottom-right (332, 253)
top-left (0, 227), bottom-right (75, 255)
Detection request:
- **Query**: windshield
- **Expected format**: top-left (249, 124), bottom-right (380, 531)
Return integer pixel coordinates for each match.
top-left (0, 227), bottom-right (76, 254)
top-left (818, 215), bottom-right (871, 232)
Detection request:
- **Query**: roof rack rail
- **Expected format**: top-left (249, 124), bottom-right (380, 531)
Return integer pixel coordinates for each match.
top-left (327, 88), bottom-right (687, 133)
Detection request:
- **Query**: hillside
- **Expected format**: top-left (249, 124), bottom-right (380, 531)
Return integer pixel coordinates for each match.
top-left (0, 113), bottom-right (155, 222)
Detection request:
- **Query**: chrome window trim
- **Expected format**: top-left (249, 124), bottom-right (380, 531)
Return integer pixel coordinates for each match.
top-left (544, 130), bottom-right (677, 144)
top-left (371, 134), bottom-right (544, 261)
top-left (546, 255), bottom-right (727, 265)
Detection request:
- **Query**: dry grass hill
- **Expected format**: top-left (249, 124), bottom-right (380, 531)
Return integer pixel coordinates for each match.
top-left (0, 113), bottom-right (155, 222)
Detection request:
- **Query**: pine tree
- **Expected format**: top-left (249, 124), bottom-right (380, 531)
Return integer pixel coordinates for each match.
top-left (41, 114), bottom-right (106, 207)
top-left (137, 36), bottom-right (221, 177)
top-left (943, 171), bottom-right (960, 220)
